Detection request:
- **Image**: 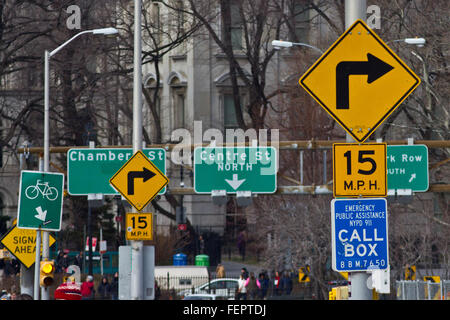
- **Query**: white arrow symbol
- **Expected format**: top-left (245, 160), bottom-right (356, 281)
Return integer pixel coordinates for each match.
top-left (34, 206), bottom-right (47, 222)
top-left (225, 174), bottom-right (246, 190)
top-left (408, 173), bottom-right (416, 183)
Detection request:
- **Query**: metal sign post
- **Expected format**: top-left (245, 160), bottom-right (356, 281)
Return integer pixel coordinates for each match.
top-left (344, 0), bottom-right (372, 300)
top-left (131, 0), bottom-right (144, 300)
top-left (33, 230), bottom-right (41, 300)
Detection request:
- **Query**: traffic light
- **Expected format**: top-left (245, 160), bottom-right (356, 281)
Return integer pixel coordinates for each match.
top-left (40, 260), bottom-right (55, 287)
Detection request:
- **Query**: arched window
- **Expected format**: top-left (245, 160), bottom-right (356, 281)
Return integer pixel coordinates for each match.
top-left (168, 71), bottom-right (187, 130)
top-left (214, 71), bottom-right (250, 130)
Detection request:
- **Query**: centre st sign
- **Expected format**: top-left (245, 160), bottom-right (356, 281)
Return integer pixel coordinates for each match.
top-left (193, 147), bottom-right (277, 194)
top-left (67, 148), bottom-right (166, 195)
top-left (331, 198), bottom-right (388, 272)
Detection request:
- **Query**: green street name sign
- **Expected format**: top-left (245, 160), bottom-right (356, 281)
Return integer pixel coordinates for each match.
top-left (387, 145), bottom-right (429, 192)
top-left (67, 148), bottom-right (166, 195)
top-left (17, 171), bottom-right (64, 231)
top-left (194, 147), bottom-right (277, 194)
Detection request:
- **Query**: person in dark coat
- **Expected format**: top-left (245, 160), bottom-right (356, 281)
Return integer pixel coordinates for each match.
top-left (97, 276), bottom-right (111, 300)
top-left (110, 272), bottom-right (119, 300)
top-left (258, 272), bottom-right (269, 299)
top-left (280, 271), bottom-right (293, 295)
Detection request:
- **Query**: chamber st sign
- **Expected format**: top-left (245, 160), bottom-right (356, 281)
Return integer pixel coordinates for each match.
top-left (194, 147), bottom-right (277, 194)
top-left (67, 148), bottom-right (166, 195)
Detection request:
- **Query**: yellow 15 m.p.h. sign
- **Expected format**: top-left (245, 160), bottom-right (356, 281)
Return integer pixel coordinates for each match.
top-left (126, 212), bottom-right (153, 241)
top-left (333, 143), bottom-right (386, 197)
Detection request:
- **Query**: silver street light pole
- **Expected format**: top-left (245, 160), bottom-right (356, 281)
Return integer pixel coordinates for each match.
top-left (41, 27), bottom-right (118, 300)
top-left (344, 0), bottom-right (372, 301)
top-left (131, 0), bottom-right (144, 300)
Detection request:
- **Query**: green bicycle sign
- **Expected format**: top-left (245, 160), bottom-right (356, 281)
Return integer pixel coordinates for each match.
top-left (17, 170), bottom-right (64, 232)
top-left (25, 179), bottom-right (59, 201)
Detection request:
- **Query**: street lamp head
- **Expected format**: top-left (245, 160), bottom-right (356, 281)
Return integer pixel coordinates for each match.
top-left (92, 27), bottom-right (119, 35)
top-left (404, 38), bottom-right (426, 47)
top-left (271, 40), bottom-right (293, 49)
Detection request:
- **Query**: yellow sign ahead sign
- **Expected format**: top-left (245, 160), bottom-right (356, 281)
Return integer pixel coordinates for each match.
top-left (0, 226), bottom-right (56, 268)
top-left (125, 212), bottom-right (153, 241)
top-left (333, 143), bottom-right (386, 197)
top-left (109, 150), bottom-right (169, 212)
top-left (299, 20), bottom-right (420, 143)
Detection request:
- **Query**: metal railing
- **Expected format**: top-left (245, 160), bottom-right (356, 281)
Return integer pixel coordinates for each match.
top-left (396, 280), bottom-right (450, 300)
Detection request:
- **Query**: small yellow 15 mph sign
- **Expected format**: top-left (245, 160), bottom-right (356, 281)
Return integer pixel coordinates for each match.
top-left (333, 143), bottom-right (386, 197)
top-left (126, 212), bottom-right (153, 241)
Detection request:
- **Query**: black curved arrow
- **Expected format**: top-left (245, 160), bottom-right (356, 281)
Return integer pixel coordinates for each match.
top-left (336, 53), bottom-right (394, 109)
top-left (127, 167), bottom-right (156, 195)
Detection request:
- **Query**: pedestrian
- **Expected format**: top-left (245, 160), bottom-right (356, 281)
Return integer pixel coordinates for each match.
top-left (81, 275), bottom-right (95, 300)
top-left (97, 276), bottom-right (111, 300)
top-left (198, 235), bottom-right (205, 254)
top-left (246, 272), bottom-right (260, 300)
top-left (273, 271), bottom-right (281, 296)
top-left (236, 274), bottom-right (248, 300)
top-left (237, 231), bottom-right (246, 261)
top-left (241, 267), bottom-right (249, 280)
top-left (258, 272), bottom-right (269, 299)
top-left (55, 250), bottom-right (64, 273)
top-left (216, 263), bottom-right (226, 278)
top-left (60, 252), bottom-right (70, 273)
top-left (155, 280), bottom-right (161, 300)
top-left (110, 272), bottom-right (119, 300)
top-left (13, 293), bottom-right (33, 300)
top-left (280, 271), bottom-right (293, 295)
top-left (74, 251), bottom-right (83, 269)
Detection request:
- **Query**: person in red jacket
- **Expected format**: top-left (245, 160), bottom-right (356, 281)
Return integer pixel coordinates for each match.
top-left (80, 275), bottom-right (95, 299)
top-left (273, 271), bottom-right (281, 296)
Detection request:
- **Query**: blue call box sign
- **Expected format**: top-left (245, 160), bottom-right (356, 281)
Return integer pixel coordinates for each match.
top-left (331, 198), bottom-right (388, 272)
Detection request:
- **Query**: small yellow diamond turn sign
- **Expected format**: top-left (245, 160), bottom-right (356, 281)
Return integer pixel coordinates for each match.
top-left (109, 150), bottom-right (169, 212)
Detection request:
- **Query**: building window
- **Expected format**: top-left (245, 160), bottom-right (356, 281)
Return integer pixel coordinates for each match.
top-left (222, 2), bottom-right (243, 50)
top-left (169, 72), bottom-right (187, 130)
top-left (289, 0), bottom-right (309, 43)
top-left (150, 2), bottom-right (162, 45)
top-left (174, 93), bottom-right (185, 129)
top-left (224, 94), bottom-right (238, 129)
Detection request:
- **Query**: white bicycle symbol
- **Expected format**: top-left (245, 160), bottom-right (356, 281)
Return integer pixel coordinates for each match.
top-left (25, 180), bottom-right (58, 201)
